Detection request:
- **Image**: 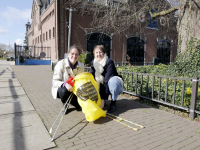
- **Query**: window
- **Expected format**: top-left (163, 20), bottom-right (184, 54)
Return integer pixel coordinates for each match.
top-left (126, 37), bottom-right (145, 65)
top-left (157, 40), bottom-right (171, 64)
top-left (87, 33), bottom-right (111, 60)
top-left (35, 11), bottom-right (37, 24)
top-left (53, 27), bottom-right (55, 38)
top-left (40, 35), bottom-right (42, 43)
top-left (38, 36), bottom-right (39, 43)
top-left (43, 33), bottom-right (45, 42)
top-left (49, 29), bottom-right (51, 40)
top-left (146, 9), bottom-right (158, 30)
top-left (46, 32), bottom-right (48, 41)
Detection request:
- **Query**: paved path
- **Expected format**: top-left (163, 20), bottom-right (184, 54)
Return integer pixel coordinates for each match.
top-left (6, 61), bottom-right (200, 150)
top-left (0, 60), bottom-right (55, 150)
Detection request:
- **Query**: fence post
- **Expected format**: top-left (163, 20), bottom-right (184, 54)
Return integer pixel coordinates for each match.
top-left (14, 43), bottom-right (16, 65)
top-left (189, 77), bottom-right (198, 120)
top-left (34, 45), bottom-right (35, 58)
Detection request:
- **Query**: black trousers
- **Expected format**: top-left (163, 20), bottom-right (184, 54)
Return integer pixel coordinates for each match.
top-left (57, 86), bottom-right (81, 109)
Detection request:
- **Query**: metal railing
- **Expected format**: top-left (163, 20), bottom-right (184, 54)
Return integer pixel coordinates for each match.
top-left (85, 67), bottom-right (200, 120)
top-left (118, 71), bottom-right (200, 120)
top-left (15, 44), bottom-right (51, 61)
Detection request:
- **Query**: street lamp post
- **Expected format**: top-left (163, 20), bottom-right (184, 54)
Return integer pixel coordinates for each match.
top-left (8, 37), bottom-right (10, 54)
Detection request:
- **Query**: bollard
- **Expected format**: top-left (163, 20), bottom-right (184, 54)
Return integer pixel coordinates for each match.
top-left (189, 77), bottom-right (199, 120)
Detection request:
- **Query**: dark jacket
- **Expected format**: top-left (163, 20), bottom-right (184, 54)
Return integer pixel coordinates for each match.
top-left (90, 58), bottom-right (119, 99)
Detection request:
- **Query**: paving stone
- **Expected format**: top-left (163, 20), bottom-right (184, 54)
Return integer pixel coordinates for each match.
top-left (0, 95), bottom-right (35, 115)
top-left (0, 113), bottom-right (55, 150)
top-left (0, 60), bottom-right (55, 150)
top-left (0, 86), bottom-right (26, 97)
top-left (0, 80), bottom-right (21, 87)
top-left (67, 143), bottom-right (86, 150)
top-left (9, 63), bottom-right (200, 150)
top-left (79, 144), bottom-right (98, 150)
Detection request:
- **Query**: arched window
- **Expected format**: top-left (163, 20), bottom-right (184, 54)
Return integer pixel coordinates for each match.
top-left (127, 37), bottom-right (144, 65)
top-left (157, 39), bottom-right (171, 64)
top-left (87, 33), bottom-right (111, 62)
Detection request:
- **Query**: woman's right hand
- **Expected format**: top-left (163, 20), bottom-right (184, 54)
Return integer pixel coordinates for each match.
top-left (65, 83), bottom-right (73, 92)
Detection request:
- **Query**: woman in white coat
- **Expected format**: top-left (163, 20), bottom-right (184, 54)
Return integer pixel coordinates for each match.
top-left (52, 45), bottom-right (84, 111)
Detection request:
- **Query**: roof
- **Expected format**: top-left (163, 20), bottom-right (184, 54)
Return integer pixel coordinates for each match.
top-left (36, 0), bottom-right (43, 6)
top-left (36, 0), bottom-right (49, 7)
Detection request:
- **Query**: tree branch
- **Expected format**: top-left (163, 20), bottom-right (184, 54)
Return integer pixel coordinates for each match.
top-left (150, 5), bottom-right (180, 19)
top-left (191, 0), bottom-right (200, 10)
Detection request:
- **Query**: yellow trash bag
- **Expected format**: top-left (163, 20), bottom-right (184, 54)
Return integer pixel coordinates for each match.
top-left (72, 72), bottom-right (106, 122)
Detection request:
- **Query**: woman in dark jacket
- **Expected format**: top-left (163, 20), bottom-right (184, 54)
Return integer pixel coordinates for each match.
top-left (90, 45), bottom-right (123, 113)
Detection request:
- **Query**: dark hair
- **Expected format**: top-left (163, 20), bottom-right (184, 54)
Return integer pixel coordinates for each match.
top-left (69, 45), bottom-right (81, 55)
top-left (93, 45), bottom-right (106, 54)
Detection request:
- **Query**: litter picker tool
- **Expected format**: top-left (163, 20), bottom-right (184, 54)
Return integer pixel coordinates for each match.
top-left (106, 113), bottom-right (144, 130)
top-left (49, 93), bottom-right (74, 141)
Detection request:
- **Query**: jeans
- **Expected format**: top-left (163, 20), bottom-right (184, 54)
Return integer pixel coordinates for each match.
top-left (108, 76), bottom-right (124, 101)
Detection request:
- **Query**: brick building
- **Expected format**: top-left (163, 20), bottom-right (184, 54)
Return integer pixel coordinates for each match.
top-left (26, 0), bottom-right (57, 60)
top-left (26, 0), bottom-right (178, 65)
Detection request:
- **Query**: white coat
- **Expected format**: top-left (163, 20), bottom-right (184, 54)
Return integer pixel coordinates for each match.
top-left (51, 59), bottom-right (84, 99)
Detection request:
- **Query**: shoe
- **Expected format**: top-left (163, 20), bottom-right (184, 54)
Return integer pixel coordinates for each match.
top-left (76, 106), bottom-right (82, 111)
top-left (107, 100), bottom-right (116, 113)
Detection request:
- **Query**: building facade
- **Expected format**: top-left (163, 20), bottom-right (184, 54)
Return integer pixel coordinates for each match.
top-left (26, 0), bottom-right (58, 60)
top-left (26, 0), bottom-right (178, 65)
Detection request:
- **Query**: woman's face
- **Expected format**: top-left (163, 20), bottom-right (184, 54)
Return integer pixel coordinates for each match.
top-left (68, 48), bottom-right (79, 65)
top-left (94, 48), bottom-right (104, 62)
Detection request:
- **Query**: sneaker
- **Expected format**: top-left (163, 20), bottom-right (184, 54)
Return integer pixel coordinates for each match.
top-left (75, 106), bottom-right (82, 111)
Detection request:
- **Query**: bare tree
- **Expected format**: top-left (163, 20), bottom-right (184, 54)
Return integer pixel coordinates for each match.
top-left (0, 43), bottom-right (14, 57)
top-left (0, 43), bottom-right (8, 57)
top-left (66, 0), bottom-right (200, 53)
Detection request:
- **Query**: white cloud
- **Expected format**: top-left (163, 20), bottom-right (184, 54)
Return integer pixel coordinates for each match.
top-left (0, 7), bottom-right (31, 26)
top-left (0, 26), bottom-right (9, 35)
top-left (18, 32), bottom-right (25, 37)
top-left (15, 39), bottom-right (24, 45)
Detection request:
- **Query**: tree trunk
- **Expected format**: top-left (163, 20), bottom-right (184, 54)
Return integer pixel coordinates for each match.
top-left (177, 0), bottom-right (200, 53)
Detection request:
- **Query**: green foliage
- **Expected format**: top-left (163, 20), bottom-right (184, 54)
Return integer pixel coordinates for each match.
top-left (116, 44), bottom-right (200, 111)
top-left (78, 54), bottom-right (86, 63)
top-left (78, 52), bottom-right (93, 65)
top-left (117, 44), bottom-right (200, 78)
top-left (166, 45), bottom-right (200, 78)
top-left (84, 52), bottom-right (93, 66)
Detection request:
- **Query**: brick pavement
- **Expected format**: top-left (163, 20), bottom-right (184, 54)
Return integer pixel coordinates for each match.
top-left (11, 65), bottom-right (200, 150)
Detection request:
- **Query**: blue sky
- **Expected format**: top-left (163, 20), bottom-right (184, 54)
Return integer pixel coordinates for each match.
top-left (0, 0), bottom-right (32, 48)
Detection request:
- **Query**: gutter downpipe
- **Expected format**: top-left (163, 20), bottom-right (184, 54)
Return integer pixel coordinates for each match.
top-left (67, 6), bottom-right (73, 53)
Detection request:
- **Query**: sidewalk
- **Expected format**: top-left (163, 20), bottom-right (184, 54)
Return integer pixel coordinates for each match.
top-left (2, 60), bottom-right (200, 150)
top-left (0, 60), bottom-right (55, 150)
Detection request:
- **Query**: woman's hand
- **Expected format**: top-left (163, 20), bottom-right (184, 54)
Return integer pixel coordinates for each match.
top-left (100, 99), bottom-right (105, 109)
top-left (65, 83), bottom-right (73, 92)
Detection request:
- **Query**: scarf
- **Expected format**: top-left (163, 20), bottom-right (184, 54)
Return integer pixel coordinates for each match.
top-left (68, 57), bottom-right (78, 70)
top-left (93, 53), bottom-right (108, 84)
